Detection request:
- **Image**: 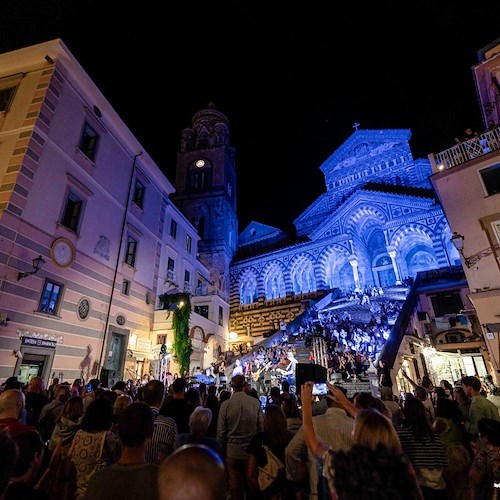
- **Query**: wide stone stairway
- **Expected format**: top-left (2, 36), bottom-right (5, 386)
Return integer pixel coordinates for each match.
top-left (291, 337), bottom-right (372, 398)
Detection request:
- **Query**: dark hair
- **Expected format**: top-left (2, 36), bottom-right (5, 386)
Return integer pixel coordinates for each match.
top-left (264, 404), bottom-right (290, 447)
top-left (207, 384), bottom-right (217, 396)
top-left (421, 375), bottom-right (433, 390)
top-left (198, 382), bottom-right (207, 393)
top-left (172, 377), bottom-right (187, 393)
top-left (461, 376), bottom-right (481, 392)
top-left (478, 418), bottom-right (500, 447)
top-left (282, 398), bottom-right (301, 419)
top-left (98, 389), bottom-right (118, 405)
top-left (185, 387), bottom-right (202, 408)
top-left (282, 380), bottom-right (290, 391)
top-left (440, 380), bottom-right (453, 391)
top-left (12, 430), bottom-right (44, 476)
top-left (435, 397), bottom-right (463, 424)
top-left (332, 444), bottom-right (421, 500)
top-left (81, 399), bottom-right (113, 432)
top-left (118, 402), bottom-right (154, 447)
top-left (3, 376), bottom-right (22, 391)
top-left (112, 381), bottom-right (126, 392)
top-left (219, 390), bottom-right (231, 403)
top-left (270, 386), bottom-right (281, 398)
top-left (88, 378), bottom-right (100, 391)
top-left (402, 396), bottom-right (433, 441)
top-left (142, 380), bottom-right (166, 405)
top-left (433, 387), bottom-right (447, 399)
top-left (231, 375), bottom-right (245, 390)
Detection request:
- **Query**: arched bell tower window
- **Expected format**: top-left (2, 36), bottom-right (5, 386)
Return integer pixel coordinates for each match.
top-left (188, 159), bottom-right (211, 190)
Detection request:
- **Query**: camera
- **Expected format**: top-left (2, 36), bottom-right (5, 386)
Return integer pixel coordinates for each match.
top-left (312, 382), bottom-right (328, 396)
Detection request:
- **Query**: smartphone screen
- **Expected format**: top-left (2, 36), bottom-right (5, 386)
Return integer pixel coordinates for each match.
top-left (86, 384), bottom-right (92, 393)
top-left (312, 382), bottom-right (328, 396)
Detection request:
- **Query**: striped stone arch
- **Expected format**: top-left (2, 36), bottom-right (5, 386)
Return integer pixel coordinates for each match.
top-left (343, 204), bottom-right (388, 236)
top-left (289, 252), bottom-right (318, 294)
top-left (261, 259), bottom-right (288, 299)
top-left (389, 223), bottom-right (435, 250)
top-left (390, 223), bottom-right (442, 277)
top-left (434, 216), bottom-right (460, 266)
top-left (237, 267), bottom-right (259, 305)
top-left (317, 244), bottom-right (352, 290)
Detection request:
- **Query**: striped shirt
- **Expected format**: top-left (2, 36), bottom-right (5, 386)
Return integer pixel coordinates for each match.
top-left (145, 406), bottom-right (180, 465)
top-left (397, 427), bottom-right (447, 469)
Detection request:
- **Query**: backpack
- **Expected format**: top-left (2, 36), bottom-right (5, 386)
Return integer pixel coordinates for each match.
top-left (258, 445), bottom-right (285, 491)
top-left (38, 411), bottom-right (57, 443)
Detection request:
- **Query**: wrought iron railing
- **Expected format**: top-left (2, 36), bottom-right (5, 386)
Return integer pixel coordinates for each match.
top-left (428, 125), bottom-right (500, 172)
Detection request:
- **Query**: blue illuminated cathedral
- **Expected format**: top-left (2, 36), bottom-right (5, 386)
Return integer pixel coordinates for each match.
top-left (174, 106), bottom-right (460, 340)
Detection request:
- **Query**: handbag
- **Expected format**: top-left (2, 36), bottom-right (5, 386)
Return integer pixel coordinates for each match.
top-left (416, 466), bottom-right (446, 490)
top-left (258, 445), bottom-right (285, 491)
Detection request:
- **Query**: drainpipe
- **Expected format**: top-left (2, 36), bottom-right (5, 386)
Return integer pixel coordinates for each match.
top-left (97, 151), bottom-right (143, 379)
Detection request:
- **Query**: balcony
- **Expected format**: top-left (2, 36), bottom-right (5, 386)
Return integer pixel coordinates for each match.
top-left (428, 125), bottom-right (500, 173)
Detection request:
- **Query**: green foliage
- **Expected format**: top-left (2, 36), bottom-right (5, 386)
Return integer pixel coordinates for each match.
top-left (158, 292), bottom-right (192, 374)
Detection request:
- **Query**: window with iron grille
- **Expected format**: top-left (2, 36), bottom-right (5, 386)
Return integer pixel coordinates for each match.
top-left (125, 236), bottom-right (137, 267)
top-left (186, 235), bottom-right (192, 253)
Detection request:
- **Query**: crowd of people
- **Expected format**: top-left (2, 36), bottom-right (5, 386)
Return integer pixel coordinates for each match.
top-left (1, 367), bottom-right (499, 499)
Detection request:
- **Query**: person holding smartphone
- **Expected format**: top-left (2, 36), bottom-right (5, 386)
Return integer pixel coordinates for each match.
top-left (285, 382), bottom-right (354, 498)
top-left (83, 379), bottom-right (100, 411)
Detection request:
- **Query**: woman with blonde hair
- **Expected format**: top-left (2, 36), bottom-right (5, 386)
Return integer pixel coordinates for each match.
top-left (48, 396), bottom-right (84, 452)
top-left (301, 382), bottom-right (423, 499)
top-left (353, 407), bottom-right (403, 454)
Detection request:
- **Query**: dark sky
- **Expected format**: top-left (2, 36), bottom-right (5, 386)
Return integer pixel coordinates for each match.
top-left (2, 2), bottom-right (499, 235)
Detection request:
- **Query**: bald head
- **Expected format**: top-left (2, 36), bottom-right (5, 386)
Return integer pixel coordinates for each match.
top-left (0, 389), bottom-right (25, 419)
top-left (158, 444), bottom-right (225, 500)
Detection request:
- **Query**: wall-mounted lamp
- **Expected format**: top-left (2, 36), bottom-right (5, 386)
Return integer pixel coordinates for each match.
top-left (17, 255), bottom-right (46, 281)
top-left (450, 232), bottom-right (493, 268)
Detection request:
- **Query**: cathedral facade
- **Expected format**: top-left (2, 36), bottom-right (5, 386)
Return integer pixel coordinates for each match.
top-left (229, 129), bottom-right (461, 342)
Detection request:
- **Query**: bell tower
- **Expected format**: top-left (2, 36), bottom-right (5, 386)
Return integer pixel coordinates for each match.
top-left (173, 103), bottom-right (238, 298)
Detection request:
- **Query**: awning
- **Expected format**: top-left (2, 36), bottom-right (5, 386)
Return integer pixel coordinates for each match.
top-left (485, 323), bottom-right (500, 332)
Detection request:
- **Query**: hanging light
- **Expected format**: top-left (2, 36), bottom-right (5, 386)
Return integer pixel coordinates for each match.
top-left (17, 255), bottom-right (46, 281)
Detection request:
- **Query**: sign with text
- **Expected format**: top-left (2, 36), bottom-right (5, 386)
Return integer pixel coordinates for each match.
top-left (21, 336), bottom-right (57, 349)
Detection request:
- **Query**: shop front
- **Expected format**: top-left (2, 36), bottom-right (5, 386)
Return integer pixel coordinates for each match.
top-left (14, 330), bottom-right (61, 384)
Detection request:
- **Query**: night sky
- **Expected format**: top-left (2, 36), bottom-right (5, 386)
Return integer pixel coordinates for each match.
top-left (2, 2), bottom-right (499, 235)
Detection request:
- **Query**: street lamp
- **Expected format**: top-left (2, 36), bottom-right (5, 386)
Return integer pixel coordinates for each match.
top-left (450, 232), bottom-right (493, 268)
top-left (17, 255), bottom-right (46, 281)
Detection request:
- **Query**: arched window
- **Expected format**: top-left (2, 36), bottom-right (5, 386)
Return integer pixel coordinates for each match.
top-left (290, 256), bottom-right (316, 294)
top-left (239, 271), bottom-right (258, 305)
top-left (263, 262), bottom-right (286, 300)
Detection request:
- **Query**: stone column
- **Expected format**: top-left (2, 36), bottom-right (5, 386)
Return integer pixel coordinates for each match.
top-left (349, 259), bottom-right (360, 290)
top-left (387, 248), bottom-right (402, 285)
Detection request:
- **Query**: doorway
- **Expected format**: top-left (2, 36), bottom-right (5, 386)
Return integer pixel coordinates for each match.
top-left (18, 353), bottom-right (47, 384)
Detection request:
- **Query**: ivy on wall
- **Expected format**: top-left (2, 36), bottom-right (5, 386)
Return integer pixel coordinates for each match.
top-left (158, 292), bottom-right (192, 375)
